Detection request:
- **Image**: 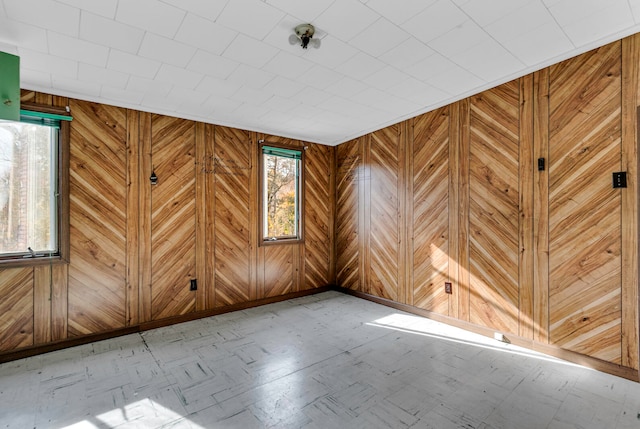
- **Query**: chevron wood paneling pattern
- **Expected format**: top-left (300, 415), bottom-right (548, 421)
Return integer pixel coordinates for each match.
top-left (151, 116), bottom-right (196, 320)
top-left (214, 126), bottom-right (252, 307)
top-left (335, 140), bottom-right (360, 291)
top-left (369, 125), bottom-right (401, 302)
top-left (467, 82), bottom-right (521, 335)
top-left (548, 43), bottom-right (622, 363)
top-left (0, 268), bottom-right (33, 349)
top-left (263, 245), bottom-right (294, 298)
top-left (412, 109), bottom-right (450, 315)
top-left (304, 143), bottom-right (332, 289)
top-left (68, 100), bottom-right (127, 336)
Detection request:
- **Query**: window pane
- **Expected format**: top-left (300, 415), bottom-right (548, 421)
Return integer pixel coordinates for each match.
top-left (263, 153), bottom-right (299, 238)
top-left (0, 122), bottom-right (58, 256)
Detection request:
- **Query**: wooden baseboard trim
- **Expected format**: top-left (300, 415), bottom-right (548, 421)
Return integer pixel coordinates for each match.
top-left (0, 286), bottom-right (331, 364)
top-left (336, 287), bottom-right (640, 382)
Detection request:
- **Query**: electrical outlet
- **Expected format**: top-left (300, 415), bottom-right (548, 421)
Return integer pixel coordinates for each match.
top-left (444, 282), bottom-right (452, 294)
top-left (190, 279), bottom-right (198, 291)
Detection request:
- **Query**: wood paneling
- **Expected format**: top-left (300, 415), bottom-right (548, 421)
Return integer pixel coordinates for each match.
top-left (336, 140), bottom-right (360, 291)
top-left (264, 245), bottom-right (294, 298)
top-left (369, 125), bottom-right (401, 301)
top-left (468, 81), bottom-right (521, 335)
top-left (412, 108), bottom-right (449, 315)
top-left (304, 143), bottom-right (332, 289)
top-left (214, 126), bottom-right (252, 306)
top-left (68, 100), bottom-right (127, 336)
top-left (0, 269), bottom-right (33, 350)
top-left (549, 43), bottom-right (622, 363)
top-left (621, 34), bottom-right (640, 370)
top-left (150, 115), bottom-right (196, 320)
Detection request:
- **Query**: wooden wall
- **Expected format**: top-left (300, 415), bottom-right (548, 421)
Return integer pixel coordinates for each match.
top-left (336, 35), bottom-right (640, 377)
top-left (0, 92), bottom-right (333, 353)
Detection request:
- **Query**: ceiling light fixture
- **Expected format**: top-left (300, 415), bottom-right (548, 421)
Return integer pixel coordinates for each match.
top-left (288, 23), bottom-right (321, 49)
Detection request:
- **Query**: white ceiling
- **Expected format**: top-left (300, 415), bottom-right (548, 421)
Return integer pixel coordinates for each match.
top-left (1, 0), bottom-right (640, 146)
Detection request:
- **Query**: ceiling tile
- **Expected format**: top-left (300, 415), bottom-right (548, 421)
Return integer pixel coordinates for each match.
top-left (263, 51), bottom-right (315, 80)
top-left (387, 77), bottom-right (449, 106)
top-left (349, 18), bottom-right (410, 58)
top-left (303, 36), bottom-right (359, 69)
top-left (18, 47), bottom-right (78, 78)
top-left (266, 0), bottom-right (335, 22)
top-left (295, 65), bottom-right (343, 90)
top-left (459, 0), bottom-right (535, 26)
top-left (222, 34), bottom-right (279, 68)
top-left (226, 64), bottom-right (276, 89)
top-left (406, 53), bottom-right (456, 81)
top-left (0, 17), bottom-right (48, 52)
top-left (0, 41), bottom-right (17, 54)
top-left (187, 50), bottom-right (239, 79)
top-left (485, 1), bottom-right (557, 42)
top-left (159, 0), bottom-right (229, 22)
top-left (48, 31), bottom-right (110, 67)
top-left (501, 21), bottom-right (574, 66)
top-left (167, 86), bottom-right (210, 106)
top-left (203, 96), bottom-right (242, 113)
top-left (56, 0), bottom-right (118, 19)
top-left (363, 66), bottom-right (411, 90)
top-left (335, 52), bottom-right (385, 80)
top-left (404, 0), bottom-right (467, 43)
top-left (174, 14), bottom-right (237, 56)
top-left (324, 76), bottom-right (368, 97)
top-left (315, 0), bottom-right (380, 40)
top-left (52, 75), bottom-right (101, 97)
top-left (116, 0), bottom-right (185, 38)
top-left (101, 85), bottom-right (145, 105)
top-left (138, 33), bottom-right (197, 68)
top-left (557, 1), bottom-right (634, 45)
top-left (379, 38), bottom-right (435, 70)
top-left (263, 76), bottom-right (306, 98)
top-left (451, 40), bottom-right (524, 82)
top-left (78, 63), bottom-right (130, 88)
top-left (4, 0), bottom-right (80, 37)
top-left (107, 50), bottom-right (162, 79)
top-left (154, 64), bottom-right (204, 89)
top-left (196, 75), bottom-right (240, 98)
top-left (364, 0), bottom-right (436, 25)
top-left (21, 68), bottom-right (52, 88)
top-left (289, 86), bottom-right (333, 106)
top-left (217, 0), bottom-right (286, 40)
top-left (127, 76), bottom-right (172, 97)
top-left (79, 12), bottom-right (144, 54)
top-left (428, 65), bottom-right (484, 94)
top-left (428, 20), bottom-right (492, 57)
top-left (263, 95), bottom-right (300, 113)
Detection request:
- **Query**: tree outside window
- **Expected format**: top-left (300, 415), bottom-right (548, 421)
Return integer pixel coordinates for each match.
top-left (261, 145), bottom-right (303, 243)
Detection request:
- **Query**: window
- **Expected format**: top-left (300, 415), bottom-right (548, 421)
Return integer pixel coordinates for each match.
top-left (0, 106), bottom-right (70, 266)
top-left (260, 143), bottom-right (303, 244)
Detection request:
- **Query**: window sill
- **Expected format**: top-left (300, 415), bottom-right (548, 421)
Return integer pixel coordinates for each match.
top-left (0, 254), bottom-right (69, 269)
top-left (260, 238), bottom-right (304, 247)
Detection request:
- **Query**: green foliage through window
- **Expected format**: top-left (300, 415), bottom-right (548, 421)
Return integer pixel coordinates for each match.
top-left (0, 114), bottom-right (59, 257)
top-left (262, 145), bottom-right (301, 241)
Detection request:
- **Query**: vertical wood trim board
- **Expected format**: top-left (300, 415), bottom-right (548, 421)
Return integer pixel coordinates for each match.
top-left (533, 68), bottom-right (550, 344)
top-left (126, 110), bottom-right (140, 327)
top-left (621, 34), bottom-right (640, 371)
top-left (519, 75), bottom-right (535, 339)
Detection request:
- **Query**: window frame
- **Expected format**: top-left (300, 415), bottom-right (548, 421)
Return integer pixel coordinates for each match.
top-left (258, 141), bottom-right (304, 246)
top-left (0, 103), bottom-right (70, 268)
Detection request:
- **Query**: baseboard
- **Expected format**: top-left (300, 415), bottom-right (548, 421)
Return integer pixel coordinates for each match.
top-left (335, 286), bottom-right (640, 382)
top-left (0, 286), bottom-right (332, 364)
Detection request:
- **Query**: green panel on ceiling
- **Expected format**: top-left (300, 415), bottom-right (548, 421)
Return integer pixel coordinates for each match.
top-left (0, 51), bottom-right (20, 122)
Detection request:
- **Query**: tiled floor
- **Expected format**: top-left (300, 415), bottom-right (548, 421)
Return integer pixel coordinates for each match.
top-left (1, 291), bottom-right (639, 429)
